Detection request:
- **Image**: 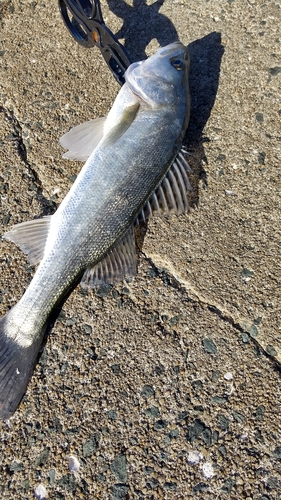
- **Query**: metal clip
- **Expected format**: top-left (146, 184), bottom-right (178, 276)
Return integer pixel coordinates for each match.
top-left (59, 0), bottom-right (132, 85)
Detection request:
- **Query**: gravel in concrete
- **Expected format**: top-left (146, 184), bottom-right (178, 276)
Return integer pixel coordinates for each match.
top-left (0, 0), bottom-right (281, 498)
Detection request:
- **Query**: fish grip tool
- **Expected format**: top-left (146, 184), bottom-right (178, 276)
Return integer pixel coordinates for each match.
top-left (58, 0), bottom-right (132, 85)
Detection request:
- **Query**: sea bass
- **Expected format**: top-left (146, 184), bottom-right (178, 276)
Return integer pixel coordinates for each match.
top-left (0, 42), bottom-right (191, 419)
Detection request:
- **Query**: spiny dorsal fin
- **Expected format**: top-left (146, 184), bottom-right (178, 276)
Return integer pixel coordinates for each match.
top-left (135, 148), bottom-right (192, 224)
top-left (2, 216), bottom-right (51, 265)
top-left (81, 225), bottom-right (137, 288)
top-left (60, 116), bottom-right (107, 161)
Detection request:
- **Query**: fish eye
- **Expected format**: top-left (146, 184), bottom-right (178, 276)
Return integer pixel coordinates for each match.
top-left (171, 58), bottom-right (185, 71)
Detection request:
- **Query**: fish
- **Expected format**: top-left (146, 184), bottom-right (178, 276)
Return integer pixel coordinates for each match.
top-left (0, 41), bottom-right (191, 419)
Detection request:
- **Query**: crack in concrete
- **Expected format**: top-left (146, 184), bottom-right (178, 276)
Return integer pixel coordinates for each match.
top-left (144, 251), bottom-right (281, 367)
top-left (1, 106), bottom-right (56, 215)
top-left (0, 106), bottom-right (42, 186)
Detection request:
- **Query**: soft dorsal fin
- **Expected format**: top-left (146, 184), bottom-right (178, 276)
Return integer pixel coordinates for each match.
top-left (2, 216), bottom-right (51, 265)
top-left (60, 117), bottom-right (107, 161)
top-left (136, 148), bottom-right (192, 224)
top-left (81, 225), bottom-right (137, 288)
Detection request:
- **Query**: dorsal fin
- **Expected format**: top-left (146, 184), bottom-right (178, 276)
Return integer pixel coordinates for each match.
top-left (135, 148), bottom-right (192, 224)
top-left (81, 225), bottom-right (137, 288)
top-left (2, 216), bottom-right (51, 265)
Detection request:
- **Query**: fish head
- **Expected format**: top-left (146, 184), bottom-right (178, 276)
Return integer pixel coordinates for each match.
top-left (125, 41), bottom-right (190, 109)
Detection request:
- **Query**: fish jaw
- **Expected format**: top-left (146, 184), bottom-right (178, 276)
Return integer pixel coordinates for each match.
top-left (125, 41), bottom-right (189, 109)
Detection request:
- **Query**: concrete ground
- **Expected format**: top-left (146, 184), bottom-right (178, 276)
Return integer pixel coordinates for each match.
top-left (0, 0), bottom-right (280, 498)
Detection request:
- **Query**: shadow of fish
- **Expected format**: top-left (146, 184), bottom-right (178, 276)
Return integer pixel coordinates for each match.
top-left (0, 41), bottom-right (191, 419)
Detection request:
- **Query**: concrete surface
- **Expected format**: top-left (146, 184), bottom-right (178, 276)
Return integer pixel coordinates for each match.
top-left (0, 0), bottom-right (281, 498)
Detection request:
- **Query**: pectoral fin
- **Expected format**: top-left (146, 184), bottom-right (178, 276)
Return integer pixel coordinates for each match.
top-left (102, 102), bottom-right (140, 148)
top-left (81, 225), bottom-right (137, 288)
top-left (60, 101), bottom-right (140, 161)
top-left (60, 117), bottom-right (107, 161)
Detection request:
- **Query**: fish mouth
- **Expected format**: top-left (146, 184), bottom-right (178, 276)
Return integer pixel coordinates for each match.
top-left (157, 41), bottom-right (187, 58)
top-left (125, 42), bottom-right (189, 105)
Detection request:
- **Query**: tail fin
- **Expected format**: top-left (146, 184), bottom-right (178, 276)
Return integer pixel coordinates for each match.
top-left (0, 314), bottom-right (42, 419)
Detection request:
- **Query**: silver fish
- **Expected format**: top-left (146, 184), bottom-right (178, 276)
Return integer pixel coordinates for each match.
top-left (0, 41), bottom-right (191, 419)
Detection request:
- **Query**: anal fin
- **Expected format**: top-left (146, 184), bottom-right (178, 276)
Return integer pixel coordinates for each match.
top-left (2, 216), bottom-right (51, 266)
top-left (81, 225), bottom-right (137, 288)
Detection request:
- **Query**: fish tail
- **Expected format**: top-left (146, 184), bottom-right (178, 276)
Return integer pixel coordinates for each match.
top-left (0, 312), bottom-right (42, 420)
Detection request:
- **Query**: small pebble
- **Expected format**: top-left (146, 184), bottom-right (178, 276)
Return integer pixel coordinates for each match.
top-left (187, 451), bottom-right (203, 465)
top-left (68, 455), bottom-right (80, 472)
top-left (224, 372), bottom-right (233, 380)
top-left (34, 484), bottom-right (47, 499)
top-left (202, 462), bottom-right (215, 479)
top-left (225, 190), bottom-right (233, 196)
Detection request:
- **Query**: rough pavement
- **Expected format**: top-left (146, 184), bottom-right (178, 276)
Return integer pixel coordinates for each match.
top-left (0, 0), bottom-right (281, 498)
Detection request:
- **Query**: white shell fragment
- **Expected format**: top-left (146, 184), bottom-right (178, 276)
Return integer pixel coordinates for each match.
top-left (224, 372), bottom-right (233, 380)
top-left (202, 462), bottom-right (215, 479)
top-left (34, 484), bottom-right (47, 499)
top-left (68, 455), bottom-right (80, 472)
top-left (187, 450), bottom-right (203, 465)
